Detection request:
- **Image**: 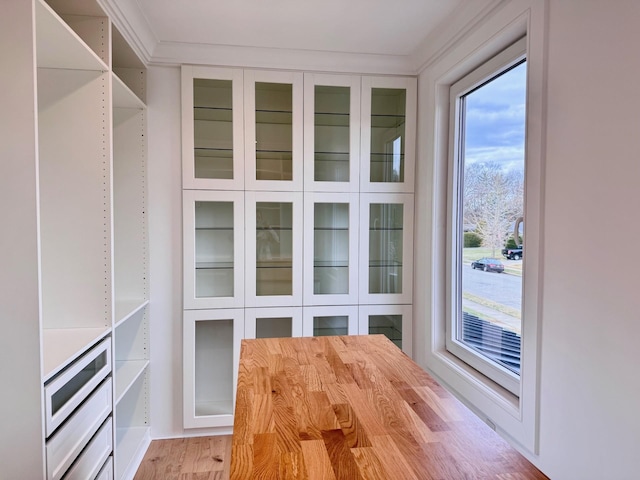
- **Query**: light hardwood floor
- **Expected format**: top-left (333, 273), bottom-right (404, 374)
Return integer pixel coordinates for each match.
top-left (134, 435), bottom-right (233, 480)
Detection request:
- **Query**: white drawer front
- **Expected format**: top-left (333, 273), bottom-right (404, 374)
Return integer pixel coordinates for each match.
top-left (64, 418), bottom-right (112, 480)
top-left (96, 457), bottom-right (113, 480)
top-left (45, 337), bottom-right (112, 436)
top-left (46, 378), bottom-right (113, 480)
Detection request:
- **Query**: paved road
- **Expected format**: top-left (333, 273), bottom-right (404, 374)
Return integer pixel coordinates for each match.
top-left (463, 264), bottom-right (522, 310)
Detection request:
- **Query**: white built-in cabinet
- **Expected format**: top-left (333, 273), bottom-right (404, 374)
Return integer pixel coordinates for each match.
top-left (181, 66), bottom-right (416, 429)
top-left (244, 70), bottom-right (304, 191)
top-left (183, 309), bottom-right (244, 429)
top-left (183, 190), bottom-right (245, 309)
top-left (0, 1), bottom-right (148, 478)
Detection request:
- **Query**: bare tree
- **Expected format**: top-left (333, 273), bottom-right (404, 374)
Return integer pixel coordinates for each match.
top-left (463, 162), bottom-right (523, 256)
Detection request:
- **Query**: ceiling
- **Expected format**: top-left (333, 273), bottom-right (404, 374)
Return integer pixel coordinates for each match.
top-left (103, 0), bottom-right (498, 72)
top-left (133, 0), bottom-right (463, 56)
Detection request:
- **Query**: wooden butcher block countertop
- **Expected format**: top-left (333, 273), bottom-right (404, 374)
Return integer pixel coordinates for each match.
top-left (230, 335), bottom-right (547, 479)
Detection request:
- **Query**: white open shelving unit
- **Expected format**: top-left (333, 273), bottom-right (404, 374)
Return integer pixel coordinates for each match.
top-left (0, 1), bottom-right (149, 478)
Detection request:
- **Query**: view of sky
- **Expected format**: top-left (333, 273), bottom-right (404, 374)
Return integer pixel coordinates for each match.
top-left (463, 61), bottom-right (527, 174)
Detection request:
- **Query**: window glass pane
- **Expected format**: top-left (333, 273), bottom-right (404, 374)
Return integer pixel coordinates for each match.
top-left (458, 61), bottom-right (526, 375)
top-left (315, 86), bottom-right (350, 182)
top-left (370, 88), bottom-right (406, 182)
top-left (369, 203), bottom-right (403, 294)
top-left (256, 317), bottom-right (292, 338)
top-left (256, 202), bottom-right (292, 296)
top-left (313, 316), bottom-right (348, 336)
top-left (255, 82), bottom-right (293, 180)
top-left (368, 314), bottom-right (402, 350)
top-left (314, 203), bottom-right (349, 294)
top-left (193, 79), bottom-right (233, 179)
top-left (195, 201), bottom-right (234, 298)
top-left (195, 319), bottom-right (234, 416)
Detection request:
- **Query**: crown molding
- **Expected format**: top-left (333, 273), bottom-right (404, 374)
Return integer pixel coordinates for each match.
top-left (411, 0), bottom-right (509, 73)
top-left (97, 0), bottom-right (157, 64)
top-left (149, 41), bottom-right (415, 75)
top-left (96, 0), bottom-right (502, 76)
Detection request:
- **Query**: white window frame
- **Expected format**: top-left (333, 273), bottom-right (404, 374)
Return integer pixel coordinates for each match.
top-left (446, 39), bottom-right (527, 396)
top-left (417, 2), bottom-right (546, 454)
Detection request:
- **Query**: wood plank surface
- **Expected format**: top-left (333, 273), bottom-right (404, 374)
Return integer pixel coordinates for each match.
top-left (230, 335), bottom-right (548, 479)
top-left (134, 435), bottom-right (232, 480)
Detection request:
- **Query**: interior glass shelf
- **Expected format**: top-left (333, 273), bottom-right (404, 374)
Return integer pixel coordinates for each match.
top-left (193, 78), bottom-right (234, 180)
top-left (255, 150), bottom-right (293, 181)
top-left (255, 82), bottom-right (293, 182)
top-left (314, 112), bottom-right (350, 127)
top-left (255, 109), bottom-right (292, 124)
top-left (314, 85), bottom-right (350, 182)
top-left (255, 317), bottom-right (292, 339)
top-left (194, 106), bottom-right (232, 122)
top-left (313, 316), bottom-right (348, 336)
top-left (368, 314), bottom-right (403, 349)
top-left (195, 201), bottom-right (234, 298)
top-left (256, 202), bottom-right (293, 296)
top-left (369, 203), bottom-right (404, 294)
top-left (370, 87), bottom-right (407, 183)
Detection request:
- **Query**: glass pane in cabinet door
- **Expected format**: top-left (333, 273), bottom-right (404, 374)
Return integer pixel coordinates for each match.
top-left (255, 82), bottom-right (293, 181)
top-left (195, 201), bottom-right (234, 298)
top-left (193, 79), bottom-right (233, 179)
top-left (256, 202), bottom-right (293, 295)
top-left (314, 203), bottom-right (349, 294)
top-left (370, 88), bottom-right (406, 183)
top-left (195, 319), bottom-right (234, 416)
top-left (256, 317), bottom-right (292, 338)
top-left (369, 203), bottom-right (403, 294)
top-left (314, 316), bottom-right (348, 336)
top-left (369, 314), bottom-right (402, 349)
top-left (315, 86), bottom-right (350, 182)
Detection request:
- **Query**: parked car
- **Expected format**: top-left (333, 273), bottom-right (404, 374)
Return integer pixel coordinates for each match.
top-left (471, 257), bottom-right (505, 273)
top-left (501, 244), bottom-right (523, 260)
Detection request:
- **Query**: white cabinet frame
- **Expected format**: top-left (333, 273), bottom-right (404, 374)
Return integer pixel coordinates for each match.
top-left (360, 76), bottom-right (417, 193)
top-left (245, 191), bottom-right (303, 307)
top-left (181, 66), bottom-right (245, 190)
top-left (359, 193), bottom-right (414, 305)
top-left (183, 190), bottom-right (245, 309)
top-left (303, 192), bottom-right (359, 306)
top-left (303, 73), bottom-right (361, 192)
top-left (303, 305), bottom-right (359, 337)
top-left (183, 309), bottom-right (244, 429)
top-left (244, 69), bottom-right (304, 191)
top-left (245, 306), bottom-right (303, 339)
top-left (359, 304), bottom-right (413, 356)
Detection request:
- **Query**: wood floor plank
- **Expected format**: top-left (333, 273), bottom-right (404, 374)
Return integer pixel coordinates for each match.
top-left (134, 436), bottom-right (232, 480)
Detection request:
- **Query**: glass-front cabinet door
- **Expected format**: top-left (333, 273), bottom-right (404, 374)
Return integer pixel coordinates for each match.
top-left (360, 76), bottom-right (417, 193)
top-left (302, 306), bottom-right (358, 337)
top-left (303, 192), bottom-right (359, 305)
top-left (244, 70), bottom-right (303, 191)
top-left (360, 193), bottom-right (414, 305)
top-left (245, 191), bottom-right (303, 307)
top-left (245, 307), bottom-right (303, 339)
top-left (303, 74), bottom-right (360, 192)
top-left (183, 190), bottom-right (244, 309)
top-left (181, 66), bottom-right (244, 190)
top-left (183, 309), bottom-right (243, 428)
top-left (359, 305), bottom-right (412, 356)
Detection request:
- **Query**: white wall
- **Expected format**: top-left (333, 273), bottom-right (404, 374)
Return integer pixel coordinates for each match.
top-left (146, 65), bottom-right (185, 437)
top-left (538, 0), bottom-right (640, 477)
top-left (145, 1), bottom-right (640, 474)
top-left (415, 0), bottom-right (640, 478)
